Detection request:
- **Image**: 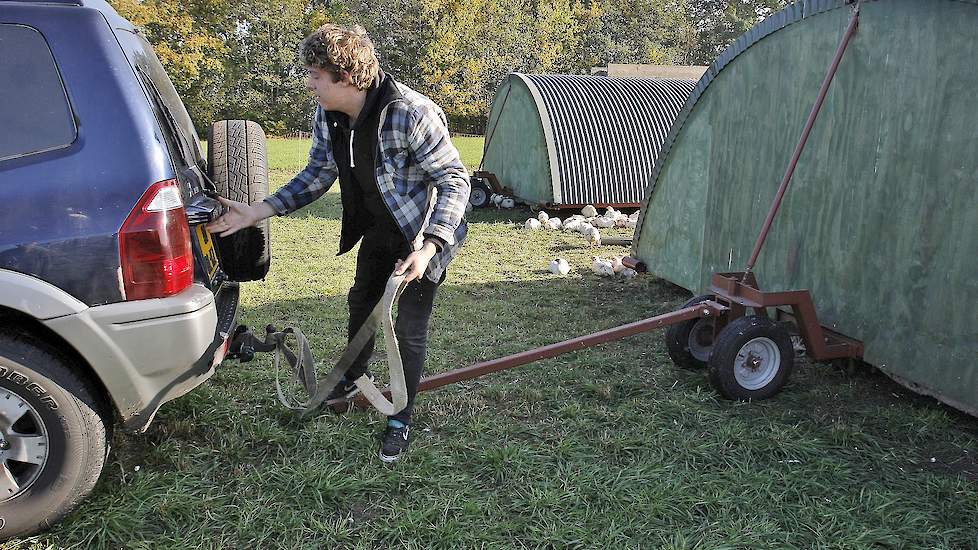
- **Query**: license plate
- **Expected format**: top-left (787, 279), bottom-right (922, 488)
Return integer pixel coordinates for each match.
top-left (194, 224), bottom-right (220, 281)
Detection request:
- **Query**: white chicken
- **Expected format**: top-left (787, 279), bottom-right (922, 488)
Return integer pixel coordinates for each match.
top-left (620, 268), bottom-right (638, 279)
top-left (545, 218), bottom-right (562, 230)
top-left (611, 256), bottom-right (625, 273)
top-left (537, 211), bottom-right (549, 223)
top-left (548, 258), bottom-right (571, 275)
top-left (501, 198), bottom-right (515, 209)
top-left (592, 216), bottom-right (615, 229)
top-left (581, 205), bottom-right (598, 218)
top-left (591, 256), bottom-right (615, 277)
top-left (491, 194), bottom-right (503, 207)
top-left (562, 219), bottom-right (581, 232)
top-left (524, 218), bottom-right (542, 230)
top-left (584, 226), bottom-right (601, 246)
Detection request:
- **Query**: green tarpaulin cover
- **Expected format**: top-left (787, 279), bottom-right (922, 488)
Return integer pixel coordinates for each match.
top-left (634, 0), bottom-right (978, 415)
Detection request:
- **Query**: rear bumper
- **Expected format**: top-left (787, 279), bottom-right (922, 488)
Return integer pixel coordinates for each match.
top-left (45, 283), bottom-right (239, 432)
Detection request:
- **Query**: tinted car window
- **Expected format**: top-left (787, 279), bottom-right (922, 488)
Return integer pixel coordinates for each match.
top-left (0, 24), bottom-right (77, 162)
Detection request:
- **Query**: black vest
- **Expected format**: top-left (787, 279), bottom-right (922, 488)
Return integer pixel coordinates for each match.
top-left (325, 72), bottom-right (405, 255)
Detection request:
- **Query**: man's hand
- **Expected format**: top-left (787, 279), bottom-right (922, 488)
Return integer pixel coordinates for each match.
top-left (394, 241), bottom-right (438, 283)
top-left (206, 196), bottom-right (275, 237)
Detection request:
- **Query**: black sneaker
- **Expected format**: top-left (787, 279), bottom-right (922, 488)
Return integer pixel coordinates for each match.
top-left (325, 372), bottom-right (374, 401)
top-left (379, 423), bottom-right (410, 463)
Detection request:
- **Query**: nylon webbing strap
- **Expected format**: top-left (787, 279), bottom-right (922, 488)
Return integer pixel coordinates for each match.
top-left (273, 274), bottom-right (410, 417)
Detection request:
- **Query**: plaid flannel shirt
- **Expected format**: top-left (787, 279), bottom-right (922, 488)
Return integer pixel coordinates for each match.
top-left (264, 82), bottom-right (470, 283)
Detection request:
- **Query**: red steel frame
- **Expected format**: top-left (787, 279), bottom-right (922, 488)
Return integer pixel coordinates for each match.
top-left (328, 4), bottom-right (865, 413)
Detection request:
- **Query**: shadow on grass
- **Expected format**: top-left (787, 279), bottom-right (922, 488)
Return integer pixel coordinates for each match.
top-left (28, 274), bottom-right (978, 548)
top-left (225, 273), bottom-right (978, 454)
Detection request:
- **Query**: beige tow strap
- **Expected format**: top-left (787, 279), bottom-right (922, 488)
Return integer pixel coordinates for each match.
top-left (273, 274), bottom-right (410, 417)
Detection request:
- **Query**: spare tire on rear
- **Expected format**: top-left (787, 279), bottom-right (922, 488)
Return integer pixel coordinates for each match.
top-left (207, 120), bottom-right (271, 282)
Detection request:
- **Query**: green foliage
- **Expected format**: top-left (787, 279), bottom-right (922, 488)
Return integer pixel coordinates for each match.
top-left (219, 0), bottom-right (321, 132)
top-left (684, 0), bottom-right (788, 64)
top-left (110, 0), bottom-right (789, 135)
top-left (111, 0), bottom-right (228, 131)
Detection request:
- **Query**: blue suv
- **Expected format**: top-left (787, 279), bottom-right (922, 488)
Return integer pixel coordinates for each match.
top-left (0, 0), bottom-right (270, 538)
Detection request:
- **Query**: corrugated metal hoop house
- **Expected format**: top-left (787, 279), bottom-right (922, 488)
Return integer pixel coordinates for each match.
top-left (480, 74), bottom-right (695, 209)
top-left (633, 0), bottom-right (978, 415)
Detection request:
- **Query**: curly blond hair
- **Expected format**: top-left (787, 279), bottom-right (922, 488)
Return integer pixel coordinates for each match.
top-left (300, 24), bottom-right (379, 91)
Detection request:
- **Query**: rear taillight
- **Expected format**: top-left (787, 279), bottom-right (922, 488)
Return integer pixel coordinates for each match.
top-left (119, 179), bottom-right (194, 300)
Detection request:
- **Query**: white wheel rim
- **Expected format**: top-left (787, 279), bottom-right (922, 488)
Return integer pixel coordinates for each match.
top-left (0, 389), bottom-right (50, 503)
top-left (471, 187), bottom-right (487, 206)
top-left (687, 319), bottom-right (715, 362)
top-left (733, 337), bottom-right (781, 391)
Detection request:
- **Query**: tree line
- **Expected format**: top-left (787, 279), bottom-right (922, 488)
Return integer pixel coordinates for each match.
top-left (110, 0), bottom-right (786, 136)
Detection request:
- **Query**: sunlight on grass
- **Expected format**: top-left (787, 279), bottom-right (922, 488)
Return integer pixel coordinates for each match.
top-left (17, 139), bottom-right (978, 549)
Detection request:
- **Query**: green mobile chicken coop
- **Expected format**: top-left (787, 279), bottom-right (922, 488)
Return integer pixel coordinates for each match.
top-left (479, 73), bottom-right (695, 209)
top-left (633, 0), bottom-right (978, 415)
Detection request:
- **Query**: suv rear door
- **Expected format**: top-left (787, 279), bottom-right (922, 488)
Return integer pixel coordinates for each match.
top-left (113, 29), bottom-right (223, 289)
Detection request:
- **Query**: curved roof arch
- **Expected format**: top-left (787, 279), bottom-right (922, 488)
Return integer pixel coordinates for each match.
top-left (483, 73), bottom-right (694, 207)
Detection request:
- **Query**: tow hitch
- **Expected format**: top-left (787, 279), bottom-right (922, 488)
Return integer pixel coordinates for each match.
top-left (226, 324), bottom-right (279, 363)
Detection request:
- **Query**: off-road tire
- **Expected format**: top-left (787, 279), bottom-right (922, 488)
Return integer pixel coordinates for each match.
top-left (0, 332), bottom-right (108, 540)
top-left (707, 315), bottom-right (794, 401)
top-left (207, 120), bottom-right (271, 282)
top-left (469, 178), bottom-right (491, 208)
top-left (664, 294), bottom-right (716, 370)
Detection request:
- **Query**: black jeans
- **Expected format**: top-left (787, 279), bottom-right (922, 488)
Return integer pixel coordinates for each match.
top-left (345, 226), bottom-right (440, 424)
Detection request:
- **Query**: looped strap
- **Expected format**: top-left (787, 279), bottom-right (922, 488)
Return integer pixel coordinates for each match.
top-left (273, 274), bottom-right (411, 417)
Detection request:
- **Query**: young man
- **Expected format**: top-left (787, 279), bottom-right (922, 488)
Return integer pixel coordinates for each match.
top-left (208, 24), bottom-right (469, 462)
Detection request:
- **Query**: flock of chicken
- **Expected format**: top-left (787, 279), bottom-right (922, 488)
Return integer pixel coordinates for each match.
top-left (517, 204), bottom-right (641, 279)
top-left (547, 255), bottom-right (638, 279)
top-left (523, 205), bottom-right (639, 244)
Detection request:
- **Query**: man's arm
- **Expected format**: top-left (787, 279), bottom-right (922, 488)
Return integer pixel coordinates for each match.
top-left (207, 107), bottom-right (338, 236)
top-left (263, 107), bottom-right (339, 216)
top-left (391, 104), bottom-right (468, 282)
top-left (406, 104), bottom-right (470, 246)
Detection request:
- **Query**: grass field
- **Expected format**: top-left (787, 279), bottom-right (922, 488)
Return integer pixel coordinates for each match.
top-left (10, 138), bottom-right (978, 548)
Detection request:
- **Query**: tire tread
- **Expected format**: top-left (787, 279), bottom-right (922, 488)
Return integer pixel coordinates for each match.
top-left (208, 119), bottom-right (270, 281)
top-left (707, 315), bottom-right (794, 401)
top-left (0, 330), bottom-right (107, 540)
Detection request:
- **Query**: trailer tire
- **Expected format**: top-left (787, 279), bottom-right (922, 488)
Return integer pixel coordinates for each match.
top-left (707, 315), bottom-right (794, 400)
top-left (665, 294), bottom-right (716, 369)
top-left (207, 120), bottom-right (271, 282)
top-left (0, 332), bottom-right (108, 541)
top-left (469, 178), bottom-right (491, 208)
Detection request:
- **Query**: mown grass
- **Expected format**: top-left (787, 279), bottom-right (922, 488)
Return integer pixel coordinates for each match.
top-left (9, 139), bottom-right (978, 549)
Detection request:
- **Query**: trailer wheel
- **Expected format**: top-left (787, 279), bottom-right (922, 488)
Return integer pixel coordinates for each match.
top-left (707, 315), bottom-right (794, 400)
top-left (469, 178), bottom-right (491, 208)
top-left (207, 120), bottom-right (271, 282)
top-left (665, 294), bottom-right (716, 369)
